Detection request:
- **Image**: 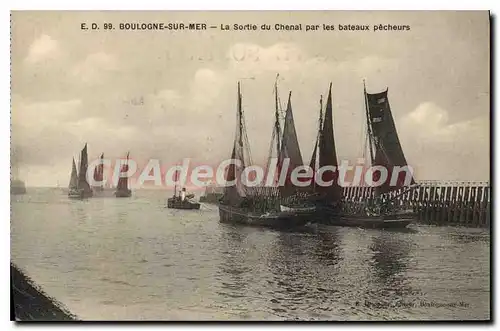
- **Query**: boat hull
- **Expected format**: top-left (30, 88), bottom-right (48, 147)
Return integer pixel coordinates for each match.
top-left (68, 189), bottom-right (93, 199)
top-left (280, 205), bottom-right (316, 213)
top-left (335, 215), bottom-right (413, 229)
top-left (218, 204), bottom-right (312, 229)
top-left (11, 180), bottom-right (26, 195)
top-left (318, 207), bottom-right (415, 229)
top-left (167, 198), bottom-right (201, 210)
top-left (115, 190), bottom-right (132, 198)
top-left (11, 187), bottom-right (26, 195)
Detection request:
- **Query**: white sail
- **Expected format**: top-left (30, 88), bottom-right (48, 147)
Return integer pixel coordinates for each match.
top-left (69, 158), bottom-right (78, 190)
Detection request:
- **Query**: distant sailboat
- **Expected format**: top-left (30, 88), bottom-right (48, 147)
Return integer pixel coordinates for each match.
top-left (68, 158), bottom-right (79, 197)
top-left (93, 153), bottom-right (104, 192)
top-left (114, 152), bottom-right (132, 198)
top-left (11, 148), bottom-right (26, 195)
top-left (69, 143), bottom-right (93, 199)
top-left (10, 179), bottom-right (26, 195)
top-left (92, 153), bottom-right (114, 197)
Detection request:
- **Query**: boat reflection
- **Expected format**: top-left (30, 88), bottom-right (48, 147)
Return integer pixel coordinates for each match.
top-left (313, 227), bottom-right (342, 267)
top-left (264, 227), bottom-right (344, 315)
top-left (368, 232), bottom-right (419, 300)
top-left (216, 225), bottom-right (252, 303)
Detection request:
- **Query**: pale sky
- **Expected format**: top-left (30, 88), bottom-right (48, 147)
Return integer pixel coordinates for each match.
top-left (11, 11), bottom-right (490, 186)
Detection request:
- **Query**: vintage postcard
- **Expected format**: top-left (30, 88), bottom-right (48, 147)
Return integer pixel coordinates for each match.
top-left (10, 11), bottom-right (490, 321)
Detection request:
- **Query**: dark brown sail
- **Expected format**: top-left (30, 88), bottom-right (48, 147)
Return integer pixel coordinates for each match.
top-left (222, 146), bottom-right (241, 206)
top-left (222, 82), bottom-right (251, 206)
top-left (309, 141), bottom-right (318, 177)
top-left (93, 153), bottom-right (104, 190)
top-left (308, 96), bottom-right (323, 193)
top-left (234, 82), bottom-right (250, 171)
top-left (78, 143), bottom-right (92, 194)
top-left (278, 92), bottom-right (305, 198)
top-left (365, 88), bottom-right (414, 194)
top-left (318, 83), bottom-right (342, 203)
top-left (116, 152), bottom-right (130, 191)
top-left (264, 74), bottom-right (282, 187)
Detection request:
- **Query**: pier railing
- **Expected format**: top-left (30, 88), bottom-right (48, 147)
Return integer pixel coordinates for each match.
top-left (342, 180), bottom-right (491, 228)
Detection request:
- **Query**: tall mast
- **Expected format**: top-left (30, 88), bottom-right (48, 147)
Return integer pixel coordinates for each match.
top-left (237, 82), bottom-right (243, 149)
top-left (174, 162), bottom-right (179, 197)
top-left (101, 153), bottom-right (104, 185)
top-left (313, 95), bottom-right (323, 192)
top-left (363, 80), bottom-right (375, 166)
top-left (318, 95), bottom-right (323, 151)
top-left (274, 74), bottom-right (281, 155)
top-left (264, 74), bottom-right (283, 185)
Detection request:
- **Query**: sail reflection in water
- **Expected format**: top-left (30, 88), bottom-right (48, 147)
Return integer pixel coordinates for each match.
top-left (313, 229), bottom-right (342, 267)
top-left (266, 229), bottom-right (345, 318)
top-left (217, 227), bottom-right (251, 300)
top-left (367, 232), bottom-right (421, 308)
top-left (215, 225), bottom-right (271, 319)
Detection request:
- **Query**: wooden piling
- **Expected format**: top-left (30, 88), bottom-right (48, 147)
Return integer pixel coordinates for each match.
top-left (342, 180), bottom-right (490, 228)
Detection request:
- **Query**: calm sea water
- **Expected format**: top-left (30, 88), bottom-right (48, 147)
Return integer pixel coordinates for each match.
top-left (11, 188), bottom-right (490, 321)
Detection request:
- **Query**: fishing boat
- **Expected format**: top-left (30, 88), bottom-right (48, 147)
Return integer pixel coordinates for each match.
top-left (10, 179), bottom-right (26, 195)
top-left (114, 152), bottom-right (132, 198)
top-left (219, 204), bottom-right (315, 227)
top-left (265, 76), bottom-right (318, 217)
top-left (167, 162), bottom-right (200, 209)
top-left (68, 158), bottom-right (80, 198)
top-left (320, 82), bottom-right (417, 228)
top-left (336, 188), bottom-right (417, 228)
top-left (68, 143), bottom-right (93, 199)
top-left (218, 82), bottom-right (311, 229)
top-left (11, 148), bottom-right (27, 195)
top-left (199, 184), bottom-right (224, 204)
top-left (167, 188), bottom-right (200, 210)
top-left (296, 83), bottom-right (345, 223)
top-left (92, 153), bottom-right (115, 197)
